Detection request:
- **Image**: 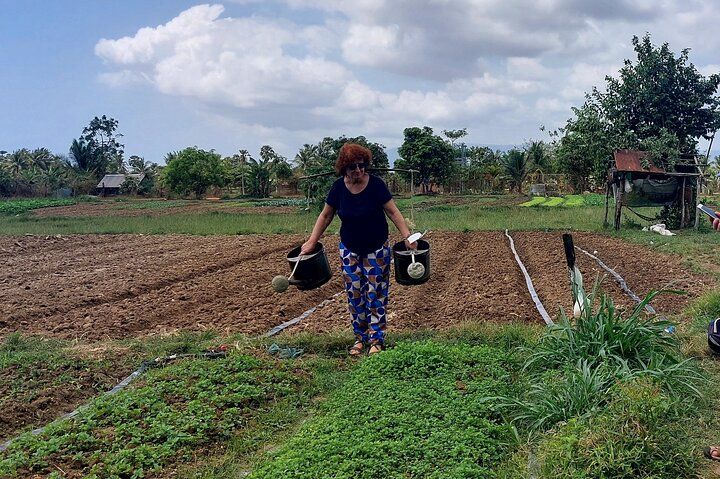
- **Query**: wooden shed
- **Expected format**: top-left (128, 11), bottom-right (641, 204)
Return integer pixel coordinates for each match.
top-left (605, 149), bottom-right (702, 230)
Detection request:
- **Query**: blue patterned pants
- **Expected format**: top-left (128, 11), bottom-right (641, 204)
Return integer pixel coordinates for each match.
top-left (340, 241), bottom-right (391, 345)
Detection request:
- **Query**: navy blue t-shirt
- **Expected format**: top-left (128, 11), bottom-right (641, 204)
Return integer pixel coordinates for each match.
top-left (326, 174), bottom-right (392, 255)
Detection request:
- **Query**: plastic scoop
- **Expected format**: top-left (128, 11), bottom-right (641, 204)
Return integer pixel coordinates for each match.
top-left (406, 231), bottom-right (424, 244)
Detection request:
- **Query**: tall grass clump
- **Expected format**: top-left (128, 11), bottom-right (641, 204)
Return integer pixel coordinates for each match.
top-left (534, 379), bottom-right (698, 478)
top-left (509, 287), bottom-right (705, 432)
top-left (495, 285), bottom-right (706, 478)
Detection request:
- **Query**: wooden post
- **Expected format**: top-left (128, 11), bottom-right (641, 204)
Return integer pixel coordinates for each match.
top-left (603, 183), bottom-right (611, 228)
top-left (680, 177), bottom-right (686, 228)
top-left (614, 179), bottom-right (623, 230)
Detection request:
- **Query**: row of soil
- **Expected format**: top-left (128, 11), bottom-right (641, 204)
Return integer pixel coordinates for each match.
top-left (511, 232), bottom-right (712, 318)
top-left (1, 232), bottom-right (708, 342)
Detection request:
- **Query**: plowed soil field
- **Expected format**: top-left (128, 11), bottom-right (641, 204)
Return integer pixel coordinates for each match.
top-left (1, 231), bottom-right (711, 341)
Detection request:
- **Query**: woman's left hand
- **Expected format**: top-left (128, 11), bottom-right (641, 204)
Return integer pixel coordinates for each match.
top-left (404, 239), bottom-right (417, 250)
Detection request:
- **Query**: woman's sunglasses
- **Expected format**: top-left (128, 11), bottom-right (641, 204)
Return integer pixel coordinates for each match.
top-left (347, 163), bottom-right (367, 171)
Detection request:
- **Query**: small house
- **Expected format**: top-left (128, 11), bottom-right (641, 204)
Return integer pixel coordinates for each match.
top-left (97, 173), bottom-right (146, 196)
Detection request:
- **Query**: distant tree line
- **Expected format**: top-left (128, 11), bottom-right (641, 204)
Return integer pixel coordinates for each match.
top-left (2, 34), bottom-right (718, 202)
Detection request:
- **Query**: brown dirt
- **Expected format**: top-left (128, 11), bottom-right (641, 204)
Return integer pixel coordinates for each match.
top-left (0, 231), bottom-right (711, 445)
top-left (1, 231), bottom-right (709, 341)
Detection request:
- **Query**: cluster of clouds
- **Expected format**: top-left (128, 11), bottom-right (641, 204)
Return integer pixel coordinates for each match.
top-left (94, 0), bottom-right (720, 158)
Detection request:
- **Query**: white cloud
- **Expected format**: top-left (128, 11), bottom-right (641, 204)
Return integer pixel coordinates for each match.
top-left (93, 0), bottom-right (720, 160)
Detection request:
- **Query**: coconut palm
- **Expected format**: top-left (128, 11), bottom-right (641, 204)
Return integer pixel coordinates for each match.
top-left (69, 139), bottom-right (94, 172)
top-left (294, 143), bottom-right (319, 171)
top-left (525, 140), bottom-right (549, 183)
top-left (502, 149), bottom-right (530, 193)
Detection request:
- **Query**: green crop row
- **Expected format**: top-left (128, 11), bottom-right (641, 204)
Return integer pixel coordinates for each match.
top-left (519, 193), bottom-right (607, 208)
top-left (0, 198), bottom-right (76, 215)
top-left (0, 352), bottom-right (328, 478)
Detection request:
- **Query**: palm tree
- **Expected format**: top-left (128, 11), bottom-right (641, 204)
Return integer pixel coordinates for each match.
top-left (525, 140), bottom-right (549, 183)
top-left (294, 143), bottom-right (319, 171)
top-left (30, 148), bottom-right (54, 171)
top-left (43, 163), bottom-right (68, 196)
top-left (6, 149), bottom-right (31, 194)
top-left (502, 149), bottom-right (529, 193)
top-left (69, 139), bottom-right (94, 172)
top-left (128, 155), bottom-right (155, 175)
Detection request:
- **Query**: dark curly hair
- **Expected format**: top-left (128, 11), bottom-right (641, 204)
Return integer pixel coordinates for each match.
top-left (335, 143), bottom-right (372, 176)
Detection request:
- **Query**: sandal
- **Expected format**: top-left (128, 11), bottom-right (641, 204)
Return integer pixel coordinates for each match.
top-left (368, 343), bottom-right (383, 356)
top-left (349, 340), bottom-right (364, 356)
top-left (704, 447), bottom-right (720, 461)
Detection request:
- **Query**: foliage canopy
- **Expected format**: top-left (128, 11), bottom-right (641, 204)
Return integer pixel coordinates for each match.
top-left (554, 34), bottom-right (720, 189)
top-left (163, 147), bottom-right (224, 198)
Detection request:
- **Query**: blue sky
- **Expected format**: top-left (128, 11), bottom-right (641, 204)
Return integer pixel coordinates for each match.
top-left (2, 1), bottom-right (720, 164)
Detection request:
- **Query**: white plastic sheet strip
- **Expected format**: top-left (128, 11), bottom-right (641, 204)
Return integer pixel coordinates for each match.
top-left (505, 230), bottom-right (554, 326)
top-left (575, 246), bottom-right (657, 315)
top-left (264, 292), bottom-right (343, 337)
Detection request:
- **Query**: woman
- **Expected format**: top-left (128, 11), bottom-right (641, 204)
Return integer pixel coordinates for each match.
top-left (300, 143), bottom-right (415, 356)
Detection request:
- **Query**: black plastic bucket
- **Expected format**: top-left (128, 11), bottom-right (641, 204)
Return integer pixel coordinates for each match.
top-left (392, 239), bottom-right (431, 285)
top-left (287, 242), bottom-right (332, 290)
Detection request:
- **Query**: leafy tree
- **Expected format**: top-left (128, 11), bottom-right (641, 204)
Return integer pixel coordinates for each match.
top-left (163, 147), bottom-right (224, 198)
top-left (554, 34), bottom-right (720, 190)
top-left (553, 101), bottom-right (614, 192)
top-left (80, 115), bottom-right (125, 177)
top-left (442, 128), bottom-right (468, 148)
top-left (396, 126), bottom-right (456, 192)
top-left (599, 34), bottom-right (720, 156)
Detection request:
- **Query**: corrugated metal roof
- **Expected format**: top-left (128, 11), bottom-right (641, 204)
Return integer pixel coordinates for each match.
top-left (613, 149), bottom-right (665, 173)
top-left (97, 173), bottom-right (145, 189)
